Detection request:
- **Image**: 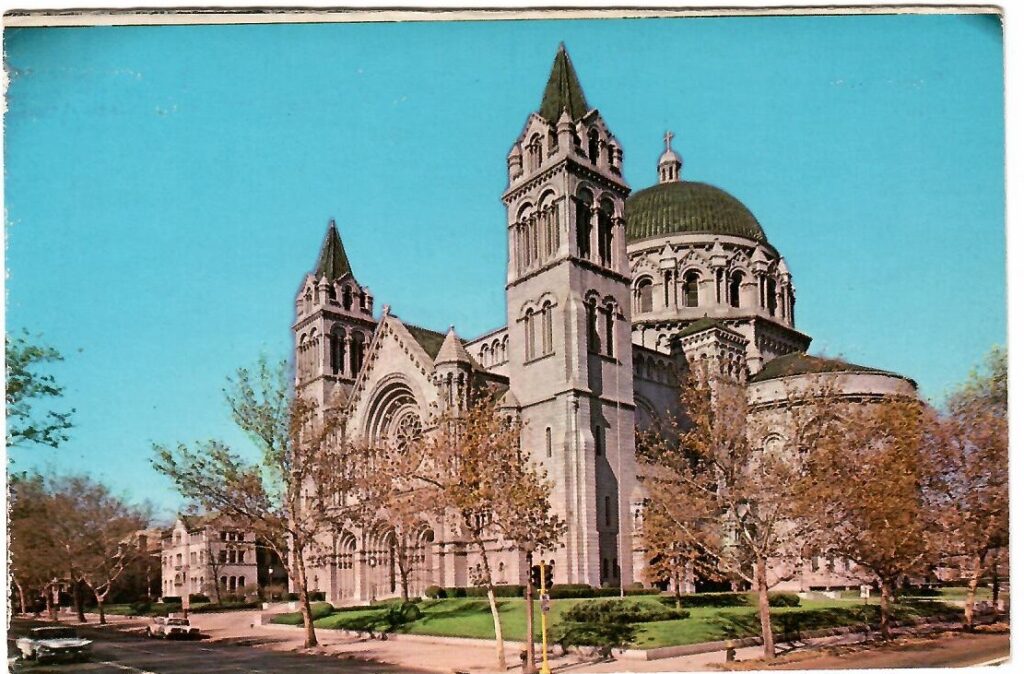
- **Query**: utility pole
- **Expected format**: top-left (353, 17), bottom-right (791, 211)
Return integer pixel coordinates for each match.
top-left (539, 560), bottom-right (551, 674)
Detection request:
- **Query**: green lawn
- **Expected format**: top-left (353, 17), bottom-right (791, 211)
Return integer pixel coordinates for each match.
top-left (271, 595), bottom-right (962, 649)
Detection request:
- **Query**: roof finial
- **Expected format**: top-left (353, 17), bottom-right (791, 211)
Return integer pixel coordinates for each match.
top-left (658, 130), bottom-right (683, 184)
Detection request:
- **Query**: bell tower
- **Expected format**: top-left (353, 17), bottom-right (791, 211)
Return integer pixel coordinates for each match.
top-left (293, 219), bottom-right (377, 411)
top-left (503, 45), bottom-right (638, 587)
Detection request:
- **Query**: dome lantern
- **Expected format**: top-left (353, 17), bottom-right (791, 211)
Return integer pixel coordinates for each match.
top-left (658, 130), bottom-right (683, 184)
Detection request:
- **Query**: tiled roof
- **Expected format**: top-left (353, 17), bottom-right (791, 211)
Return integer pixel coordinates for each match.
top-left (403, 324), bottom-right (449, 360)
top-left (314, 220), bottom-right (353, 281)
top-left (538, 43), bottom-right (590, 123)
top-left (750, 352), bottom-right (895, 383)
top-left (675, 317), bottom-right (744, 339)
top-left (625, 181), bottom-right (766, 243)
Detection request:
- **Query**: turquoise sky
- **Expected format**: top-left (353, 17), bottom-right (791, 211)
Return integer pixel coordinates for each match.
top-left (4, 14), bottom-right (1005, 517)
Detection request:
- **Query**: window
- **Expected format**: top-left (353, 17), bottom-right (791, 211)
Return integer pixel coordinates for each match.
top-left (663, 270), bottom-right (673, 307)
top-left (219, 550), bottom-right (228, 564)
top-left (528, 134), bottom-right (542, 172)
top-left (594, 425), bottom-right (604, 456)
top-left (238, 576), bottom-right (245, 588)
top-left (342, 285), bottom-right (353, 311)
top-left (597, 201), bottom-right (614, 266)
top-left (604, 495), bottom-right (612, 527)
top-left (588, 129), bottom-right (600, 164)
top-left (237, 551), bottom-right (245, 564)
top-left (220, 575), bottom-right (228, 588)
top-left (766, 278), bottom-right (778, 316)
top-left (330, 327), bottom-right (346, 375)
top-left (524, 308), bottom-right (536, 361)
top-left (575, 190), bottom-right (593, 259)
top-left (541, 301), bottom-right (553, 355)
top-left (545, 427), bottom-right (552, 458)
top-left (637, 278), bottom-right (653, 313)
top-left (603, 305), bottom-right (614, 357)
top-left (350, 332), bottom-right (365, 374)
top-left (586, 299), bottom-right (600, 352)
top-left (729, 271), bottom-right (743, 308)
top-left (683, 272), bottom-right (700, 307)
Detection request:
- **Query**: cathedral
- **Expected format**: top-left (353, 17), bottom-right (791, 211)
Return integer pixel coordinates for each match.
top-left (292, 45), bottom-right (916, 603)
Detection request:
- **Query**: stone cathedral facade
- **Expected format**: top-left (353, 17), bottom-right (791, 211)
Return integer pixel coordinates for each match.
top-left (292, 46), bottom-right (916, 603)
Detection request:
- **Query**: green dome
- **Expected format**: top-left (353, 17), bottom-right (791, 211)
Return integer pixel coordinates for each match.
top-left (625, 181), bottom-right (766, 243)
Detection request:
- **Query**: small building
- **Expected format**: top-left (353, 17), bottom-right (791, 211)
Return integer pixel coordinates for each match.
top-left (160, 513), bottom-right (286, 600)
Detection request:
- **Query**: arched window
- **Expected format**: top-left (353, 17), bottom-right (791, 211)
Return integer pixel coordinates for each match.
top-left (303, 289), bottom-right (312, 312)
top-left (330, 326), bottom-right (346, 375)
top-left (541, 301), bottom-right (553, 355)
top-left (586, 298), bottom-right (600, 353)
top-left (528, 134), bottom-right (542, 172)
top-left (766, 278), bottom-right (778, 316)
top-left (575, 189), bottom-right (593, 259)
top-left (729, 271), bottom-right (743, 308)
top-left (546, 427), bottom-right (552, 458)
top-left (683, 271), bottom-right (700, 308)
top-left (238, 576), bottom-right (245, 588)
top-left (524, 309), bottom-right (536, 361)
top-left (480, 344), bottom-right (490, 367)
top-left (603, 304), bottom-right (614, 357)
top-left (597, 200), bottom-right (614, 266)
top-left (637, 278), bottom-right (654, 313)
top-left (588, 128), bottom-right (600, 164)
top-left (350, 332), bottom-right (365, 374)
top-left (220, 576), bottom-right (227, 589)
top-left (342, 285), bottom-right (353, 311)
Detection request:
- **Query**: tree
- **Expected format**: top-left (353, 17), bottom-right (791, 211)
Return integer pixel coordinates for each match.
top-left (9, 473), bottom-right (62, 615)
top-left (62, 479), bottom-right (151, 624)
top-left (410, 397), bottom-right (565, 671)
top-left (926, 347), bottom-right (1008, 630)
top-left (801, 397), bottom-right (935, 639)
top-left (10, 473), bottom-right (150, 622)
top-left (152, 357), bottom-right (364, 648)
top-left (637, 369), bottom-right (836, 659)
top-left (6, 330), bottom-right (75, 449)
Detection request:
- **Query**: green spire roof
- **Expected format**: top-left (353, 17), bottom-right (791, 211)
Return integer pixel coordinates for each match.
top-left (538, 43), bottom-right (590, 123)
top-left (314, 219), bottom-right (353, 281)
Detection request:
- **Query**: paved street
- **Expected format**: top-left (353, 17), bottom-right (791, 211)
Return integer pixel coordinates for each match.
top-left (770, 630), bottom-right (1010, 670)
top-left (8, 619), bottom-right (429, 673)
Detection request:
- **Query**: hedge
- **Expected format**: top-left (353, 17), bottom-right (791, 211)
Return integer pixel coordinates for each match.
top-left (548, 584), bottom-right (660, 599)
top-left (564, 600), bottom-right (689, 624)
top-left (161, 596), bottom-right (183, 605)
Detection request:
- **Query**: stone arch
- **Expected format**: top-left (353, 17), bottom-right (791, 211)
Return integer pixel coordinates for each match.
top-left (364, 375), bottom-right (424, 447)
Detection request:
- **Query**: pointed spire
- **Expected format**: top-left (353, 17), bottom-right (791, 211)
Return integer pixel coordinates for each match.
top-left (434, 326), bottom-right (472, 366)
top-left (314, 219), bottom-right (353, 281)
top-left (538, 43), bottom-right (590, 123)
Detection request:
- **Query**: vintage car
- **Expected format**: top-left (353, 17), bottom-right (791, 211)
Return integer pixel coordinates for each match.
top-left (15, 626), bottom-right (93, 662)
top-left (146, 616), bottom-right (201, 639)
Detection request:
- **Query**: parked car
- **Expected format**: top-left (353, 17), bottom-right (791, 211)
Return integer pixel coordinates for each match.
top-left (15, 626), bottom-right (92, 662)
top-left (146, 616), bottom-right (201, 639)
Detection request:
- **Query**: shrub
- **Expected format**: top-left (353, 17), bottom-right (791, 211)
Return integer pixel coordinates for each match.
top-left (552, 621), bottom-right (637, 656)
top-left (463, 585), bottom-right (524, 598)
top-left (382, 601), bottom-right (422, 629)
top-left (161, 596), bottom-right (182, 605)
top-left (564, 599), bottom-right (689, 624)
top-left (768, 592), bottom-right (801, 608)
top-left (424, 585), bottom-right (447, 599)
top-left (188, 593), bottom-right (210, 604)
top-left (904, 586), bottom-right (941, 597)
top-left (309, 591), bottom-right (326, 602)
top-left (442, 587), bottom-right (468, 598)
top-left (662, 592), bottom-right (751, 608)
top-left (129, 601), bottom-right (151, 616)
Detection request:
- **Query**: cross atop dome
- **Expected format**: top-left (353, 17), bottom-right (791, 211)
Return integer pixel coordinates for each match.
top-left (658, 130), bottom-right (683, 184)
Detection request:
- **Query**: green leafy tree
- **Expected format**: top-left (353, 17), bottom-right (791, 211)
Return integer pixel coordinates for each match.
top-left (6, 331), bottom-right (75, 449)
top-left (152, 357), bottom-right (367, 648)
